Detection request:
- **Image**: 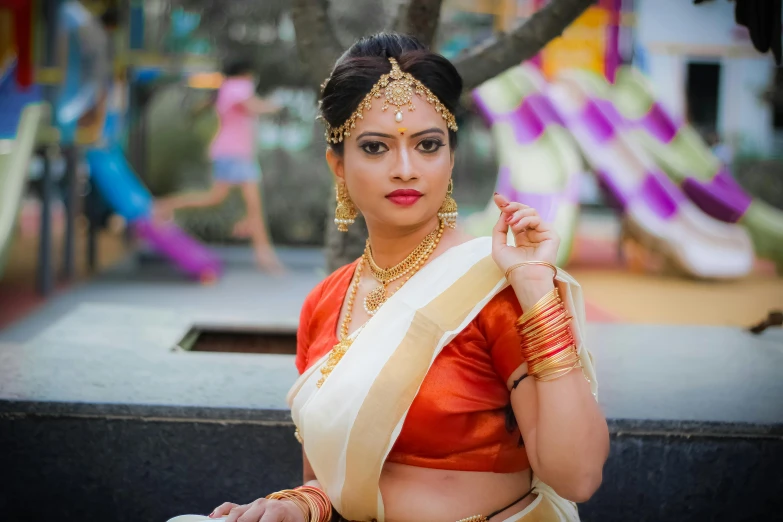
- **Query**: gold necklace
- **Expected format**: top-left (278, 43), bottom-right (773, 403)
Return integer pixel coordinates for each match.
top-left (363, 220), bottom-right (445, 315)
top-left (317, 260), bottom-right (364, 388)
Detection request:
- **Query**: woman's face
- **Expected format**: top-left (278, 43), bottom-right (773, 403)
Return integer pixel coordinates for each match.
top-left (326, 96), bottom-right (454, 232)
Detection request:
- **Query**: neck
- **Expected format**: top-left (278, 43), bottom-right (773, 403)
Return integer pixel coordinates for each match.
top-left (365, 216), bottom-right (441, 268)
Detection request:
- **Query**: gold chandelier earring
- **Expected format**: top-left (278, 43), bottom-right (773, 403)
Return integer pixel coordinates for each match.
top-left (334, 181), bottom-right (358, 232)
top-left (438, 178), bottom-right (458, 228)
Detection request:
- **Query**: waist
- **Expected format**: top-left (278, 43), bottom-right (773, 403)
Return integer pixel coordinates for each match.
top-left (377, 462), bottom-right (533, 522)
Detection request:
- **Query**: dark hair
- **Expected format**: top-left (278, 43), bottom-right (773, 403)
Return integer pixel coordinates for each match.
top-left (320, 32), bottom-right (462, 154)
top-left (223, 59), bottom-right (255, 78)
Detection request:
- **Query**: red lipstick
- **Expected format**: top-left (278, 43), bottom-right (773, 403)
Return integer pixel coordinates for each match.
top-left (386, 189), bottom-right (423, 206)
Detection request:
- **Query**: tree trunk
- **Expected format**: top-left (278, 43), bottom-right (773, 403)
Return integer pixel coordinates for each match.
top-left (393, 0), bottom-right (443, 47)
top-left (454, 0), bottom-right (596, 90)
top-left (291, 0), bottom-right (597, 273)
top-left (290, 0), bottom-right (344, 85)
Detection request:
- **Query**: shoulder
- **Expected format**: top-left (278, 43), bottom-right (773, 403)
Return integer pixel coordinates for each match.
top-left (302, 259), bottom-right (359, 311)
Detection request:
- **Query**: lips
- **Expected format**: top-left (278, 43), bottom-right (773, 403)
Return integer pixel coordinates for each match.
top-left (386, 189), bottom-right (423, 206)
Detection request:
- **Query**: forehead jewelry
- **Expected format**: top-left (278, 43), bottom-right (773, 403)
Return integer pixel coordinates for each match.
top-left (398, 127), bottom-right (406, 135)
top-left (320, 57), bottom-right (458, 144)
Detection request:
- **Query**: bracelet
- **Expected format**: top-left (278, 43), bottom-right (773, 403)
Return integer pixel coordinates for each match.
top-left (517, 287), bottom-right (579, 382)
top-left (504, 261), bottom-right (558, 284)
top-left (266, 486), bottom-right (332, 522)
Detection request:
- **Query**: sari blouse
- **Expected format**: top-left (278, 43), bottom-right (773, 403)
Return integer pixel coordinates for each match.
top-left (295, 260), bottom-right (530, 474)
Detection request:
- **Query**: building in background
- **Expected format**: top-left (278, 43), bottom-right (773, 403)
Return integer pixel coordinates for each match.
top-left (634, 0), bottom-right (777, 156)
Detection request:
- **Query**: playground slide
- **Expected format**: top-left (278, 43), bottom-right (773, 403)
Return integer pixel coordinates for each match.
top-left (56, 1), bottom-right (109, 144)
top-left (86, 148), bottom-right (222, 281)
top-left (548, 70), bottom-right (753, 279)
top-left (467, 64), bottom-right (583, 266)
top-left (611, 66), bottom-right (783, 271)
top-left (0, 66), bottom-right (42, 279)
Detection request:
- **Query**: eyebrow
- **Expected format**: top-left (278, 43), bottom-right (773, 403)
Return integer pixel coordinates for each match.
top-left (410, 127), bottom-right (445, 139)
top-left (355, 128), bottom-right (446, 140)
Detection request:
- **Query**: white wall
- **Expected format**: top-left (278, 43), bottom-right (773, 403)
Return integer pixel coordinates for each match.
top-left (634, 0), bottom-right (777, 155)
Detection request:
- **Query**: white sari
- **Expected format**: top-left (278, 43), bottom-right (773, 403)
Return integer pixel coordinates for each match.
top-left (287, 237), bottom-right (598, 522)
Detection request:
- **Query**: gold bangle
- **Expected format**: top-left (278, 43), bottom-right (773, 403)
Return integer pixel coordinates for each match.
top-left (505, 261), bottom-right (558, 283)
top-left (516, 289), bottom-right (560, 326)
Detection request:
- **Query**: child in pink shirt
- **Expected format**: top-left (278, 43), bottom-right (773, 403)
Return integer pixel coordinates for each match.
top-left (154, 60), bottom-right (282, 272)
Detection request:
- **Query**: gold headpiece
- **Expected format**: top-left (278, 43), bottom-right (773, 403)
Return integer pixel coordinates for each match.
top-left (321, 57), bottom-right (458, 144)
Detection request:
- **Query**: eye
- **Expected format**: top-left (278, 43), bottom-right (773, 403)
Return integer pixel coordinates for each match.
top-left (416, 138), bottom-right (444, 153)
top-left (359, 141), bottom-right (389, 155)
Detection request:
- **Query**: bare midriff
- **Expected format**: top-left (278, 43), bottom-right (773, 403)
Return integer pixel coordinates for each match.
top-left (379, 462), bottom-right (534, 522)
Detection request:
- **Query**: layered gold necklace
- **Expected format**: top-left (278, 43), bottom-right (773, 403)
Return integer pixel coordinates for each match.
top-left (363, 219), bottom-right (445, 315)
top-left (316, 220), bottom-right (445, 388)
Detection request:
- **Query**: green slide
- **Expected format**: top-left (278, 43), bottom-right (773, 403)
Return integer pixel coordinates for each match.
top-left (0, 104), bottom-right (42, 280)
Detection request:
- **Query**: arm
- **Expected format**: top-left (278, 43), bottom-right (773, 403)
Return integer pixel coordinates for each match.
top-left (241, 95), bottom-right (281, 116)
top-left (509, 273), bottom-right (608, 502)
top-left (491, 193), bottom-right (609, 502)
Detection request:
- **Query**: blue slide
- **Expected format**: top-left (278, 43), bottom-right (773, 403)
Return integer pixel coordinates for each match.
top-left (86, 148), bottom-right (223, 281)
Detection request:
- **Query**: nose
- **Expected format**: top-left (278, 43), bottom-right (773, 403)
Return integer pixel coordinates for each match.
top-left (392, 146), bottom-right (418, 182)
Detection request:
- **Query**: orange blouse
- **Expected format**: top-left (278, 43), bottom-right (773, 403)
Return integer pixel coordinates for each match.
top-left (296, 261), bottom-right (529, 474)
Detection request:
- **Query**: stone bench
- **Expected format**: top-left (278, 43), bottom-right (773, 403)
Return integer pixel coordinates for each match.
top-left (1, 304), bottom-right (781, 521)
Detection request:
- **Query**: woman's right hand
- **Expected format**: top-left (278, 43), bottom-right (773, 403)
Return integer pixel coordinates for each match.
top-left (209, 499), bottom-right (306, 522)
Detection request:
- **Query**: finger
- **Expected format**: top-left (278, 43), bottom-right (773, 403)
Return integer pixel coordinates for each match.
top-left (511, 216), bottom-right (543, 234)
top-left (492, 192), bottom-right (511, 210)
top-left (492, 210), bottom-right (510, 252)
top-left (225, 504), bottom-right (251, 522)
top-left (237, 502), bottom-right (267, 522)
top-left (212, 503), bottom-right (240, 518)
top-left (495, 198), bottom-right (530, 217)
top-left (506, 208), bottom-right (537, 225)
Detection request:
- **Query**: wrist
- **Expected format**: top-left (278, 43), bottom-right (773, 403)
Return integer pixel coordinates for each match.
top-left (508, 269), bottom-right (556, 310)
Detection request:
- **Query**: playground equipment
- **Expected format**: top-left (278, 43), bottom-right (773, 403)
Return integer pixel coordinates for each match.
top-left (0, 64), bottom-right (42, 280)
top-left (86, 148), bottom-right (222, 281)
top-left (467, 64), bottom-right (582, 266)
top-left (55, 1), bottom-right (222, 282)
top-left (610, 66), bottom-right (783, 272)
top-left (547, 69), bottom-right (753, 279)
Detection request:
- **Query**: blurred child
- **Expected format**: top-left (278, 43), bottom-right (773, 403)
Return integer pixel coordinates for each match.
top-left (154, 59), bottom-right (283, 272)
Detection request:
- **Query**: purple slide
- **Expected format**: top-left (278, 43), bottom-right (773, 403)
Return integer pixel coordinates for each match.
top-left (466, 64), bottom-right (583, 266)
top-left (546, 70), bottom-right (753, 279)
top-left (86, 148), bottom-right (222, 281)
top-left (133, 220), bottom-right (222, 282)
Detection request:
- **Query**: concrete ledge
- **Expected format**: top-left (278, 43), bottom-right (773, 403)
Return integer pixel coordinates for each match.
top-left (1, 304), bottom-right (782, 521)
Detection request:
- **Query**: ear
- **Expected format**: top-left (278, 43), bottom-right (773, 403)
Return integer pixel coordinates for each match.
top-left (449, 149), bottom-right (455, 171)
top-left (325, 148), bottom-right (345, 181)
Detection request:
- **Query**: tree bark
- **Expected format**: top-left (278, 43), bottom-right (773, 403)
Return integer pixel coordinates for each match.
top-left (392, 0), bottom-right (443, 47)
top-left (454, 0), bottom-right (597, 90)
top-left (290, 0), bottom-right (345, 85)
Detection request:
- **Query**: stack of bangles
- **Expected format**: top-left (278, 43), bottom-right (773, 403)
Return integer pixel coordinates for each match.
top-left (509, 262), bottom-right (581, 381)
top-left (266, 485), bottom-right (332, 522)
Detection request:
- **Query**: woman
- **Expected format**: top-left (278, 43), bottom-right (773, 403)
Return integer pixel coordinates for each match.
top-left (177, 33), bottom-right (609, 522)
top-left (154, 59), bottom-right (283, 272)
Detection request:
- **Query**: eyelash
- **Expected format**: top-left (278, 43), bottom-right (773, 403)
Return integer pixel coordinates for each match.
top-left (359, 138), bottom-right (445, 155)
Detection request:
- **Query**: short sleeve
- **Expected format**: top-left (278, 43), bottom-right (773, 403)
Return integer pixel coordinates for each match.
top-left (296, 282), bottom-right (325, 374)
top-left (217, 79), bottom-right (254, 111)
top-left (477, 287), bottom-right (524, 385)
